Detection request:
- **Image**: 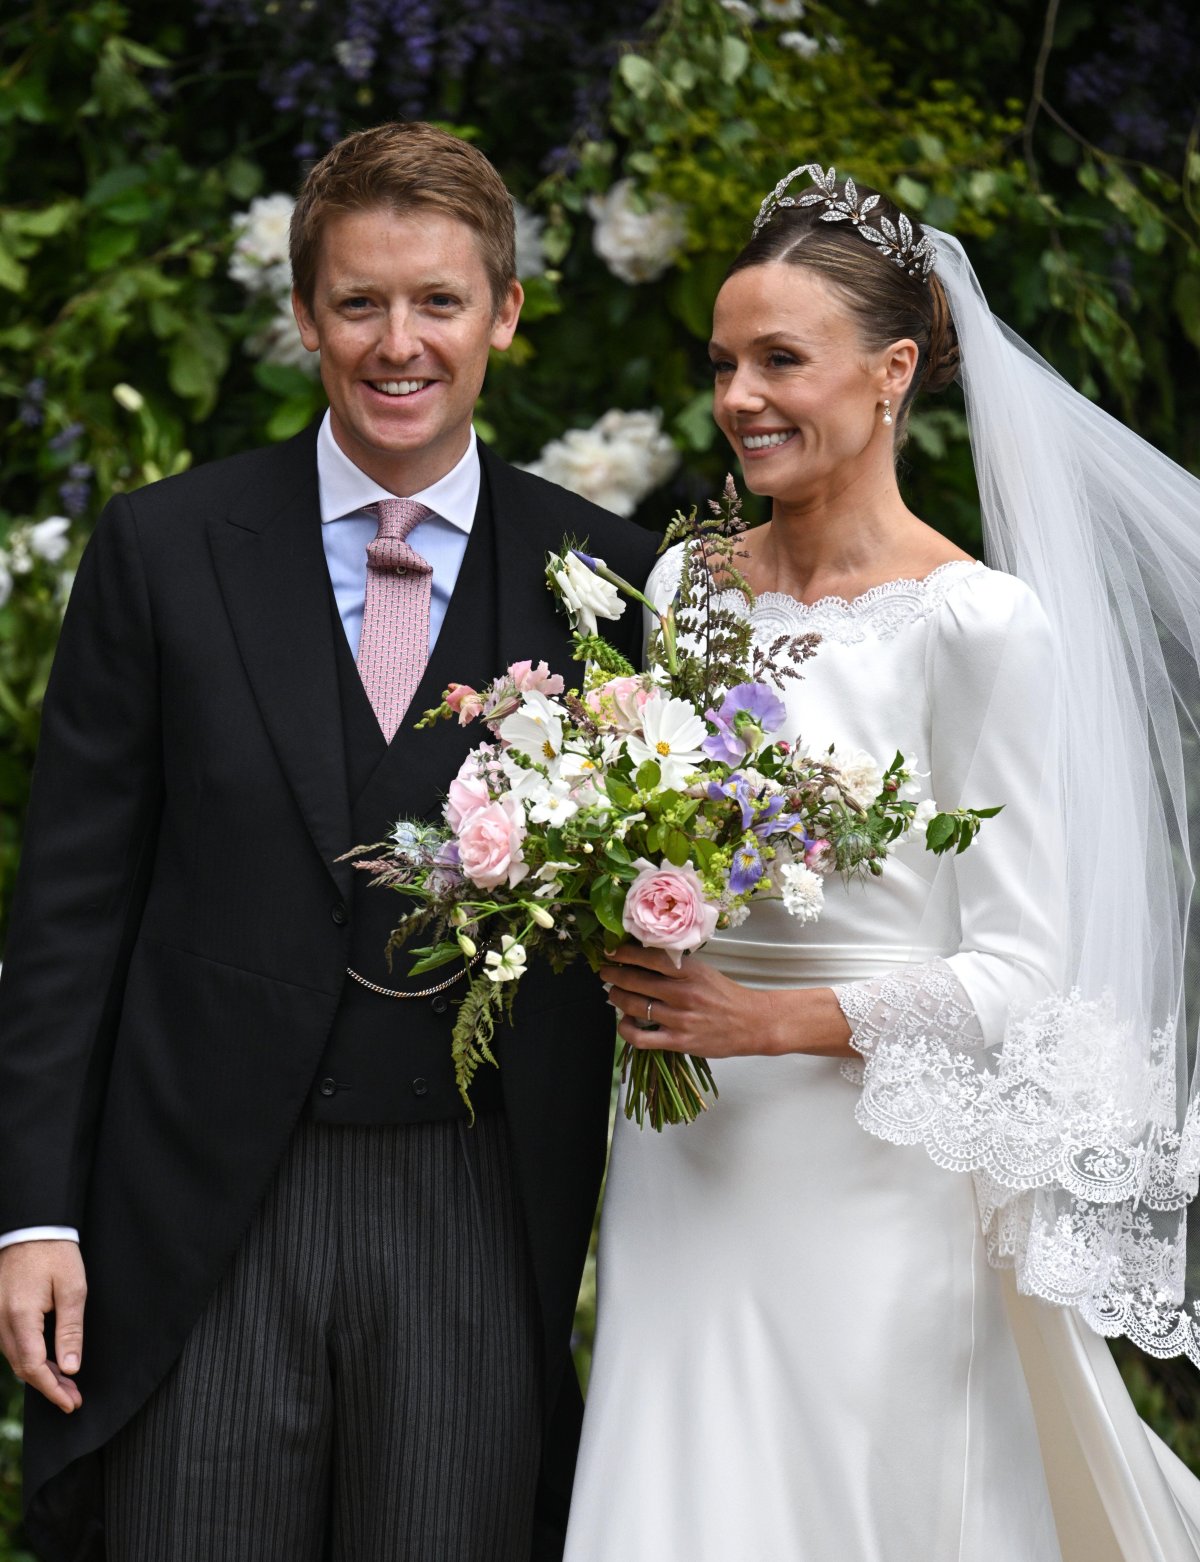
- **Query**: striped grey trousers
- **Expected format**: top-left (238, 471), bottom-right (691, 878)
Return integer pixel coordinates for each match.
top-left (102, 1114), bottom-right (542, 1561)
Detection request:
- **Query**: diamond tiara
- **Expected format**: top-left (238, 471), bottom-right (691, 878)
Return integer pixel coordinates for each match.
top-left (752, 163), bottom-right (937, 281)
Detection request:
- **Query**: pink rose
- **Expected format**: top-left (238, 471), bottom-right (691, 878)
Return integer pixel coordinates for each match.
top-left (455, 796), bottom-right (529, 889)
top-left (508, 659), bottom-right (565, 697)
top-left (445, 770), bottom-right (491, 832)
top-left (445, 683), bottom-right (485, 724)
top-left (584, 675), bottom-right (651, 732)
top-left (621, 858), bottom-right (718, 966)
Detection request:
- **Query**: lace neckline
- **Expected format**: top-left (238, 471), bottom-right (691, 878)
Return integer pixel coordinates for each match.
top-left (649, 552), bottom-right (986, 647)
top-left (752, 558), bottom-right (980, 619)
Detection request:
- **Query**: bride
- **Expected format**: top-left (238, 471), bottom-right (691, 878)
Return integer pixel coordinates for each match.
top-left (562, 166), bottom-right (1200, 1561)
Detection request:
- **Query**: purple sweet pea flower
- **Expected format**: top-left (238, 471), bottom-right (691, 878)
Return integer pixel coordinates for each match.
top-left (702, 682), bottom-right (788, 762)
top-left (727, 839), bottom-right (766, 894)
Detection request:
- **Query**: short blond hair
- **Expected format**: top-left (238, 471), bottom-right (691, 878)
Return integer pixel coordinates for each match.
top-left (290, 122), bottom-right (516, 312)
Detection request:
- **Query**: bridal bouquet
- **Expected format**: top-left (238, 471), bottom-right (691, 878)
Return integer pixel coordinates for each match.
top-left (349, 483), bottom-right (997, 1129)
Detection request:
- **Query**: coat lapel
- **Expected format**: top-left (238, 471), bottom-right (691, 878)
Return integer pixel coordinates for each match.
top-left (208, 430), bottom-right (353, 898)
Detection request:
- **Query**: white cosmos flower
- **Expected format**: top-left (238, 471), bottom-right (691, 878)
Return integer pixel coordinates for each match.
top-left (526, 777), bottom-right (581, 826)
top-left (624, 694), bottom-right (709, 790)
top-left (559, 745), bottom-right (604, 784)
top-left (485, 935), bottom-right (528, 983)
top-left (498, 690), bottom-right (566, 769)
top-left (547, 550), bottom-right (626, 633)
top-left (780, 861), bottom-right (825, 922)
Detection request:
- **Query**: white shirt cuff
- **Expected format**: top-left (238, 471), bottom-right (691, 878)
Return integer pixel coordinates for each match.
top-left (0, 1226), bottom-right (80, 1250)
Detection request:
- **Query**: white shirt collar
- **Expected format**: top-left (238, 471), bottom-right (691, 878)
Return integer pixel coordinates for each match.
top-left (315, 410), bottom-right (480, 532)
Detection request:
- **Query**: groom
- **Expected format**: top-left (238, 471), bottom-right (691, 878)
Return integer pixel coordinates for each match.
top-left (0, 121), bottom-right (657, 1561)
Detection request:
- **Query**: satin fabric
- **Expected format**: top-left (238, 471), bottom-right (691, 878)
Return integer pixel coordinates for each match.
top-left (564, 560), bottom-right (1200, 1561)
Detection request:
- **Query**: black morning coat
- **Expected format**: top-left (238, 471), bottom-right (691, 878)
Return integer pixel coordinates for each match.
top-left (0, 422), bottom-right (659, 1562)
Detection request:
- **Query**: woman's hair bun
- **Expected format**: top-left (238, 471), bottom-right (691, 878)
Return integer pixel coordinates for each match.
top-left (922, 273), bottom-right (961, 393)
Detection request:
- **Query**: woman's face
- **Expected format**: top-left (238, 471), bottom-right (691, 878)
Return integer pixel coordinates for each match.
top-left (709, 262), bottom-right (901, 505)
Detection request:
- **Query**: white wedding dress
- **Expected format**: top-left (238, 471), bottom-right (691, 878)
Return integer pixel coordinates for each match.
top-left (563, 555), bottom-right (1200, 1562)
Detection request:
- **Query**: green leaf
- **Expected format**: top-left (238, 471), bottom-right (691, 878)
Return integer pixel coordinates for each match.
top-left (85, 224), bottom-right (139, 270)
top-left (618, 54), bottom-right (658, 100)
top-left (663, 828), bottom-right (690, 867)
top-left (225, 155), bottom-right (262, 202)
top-left (590, 874), bottom-right (627, 936)
top-left (8, 201), bottom-right (77, 238)
top-left (673, 387), bottom-right (716, 452)
top-left (636, 759), bottom-right (662, 792)
top-left (719, 35), bottom-right (750, 85)
top-left (167, 319), bottom-right (230, 416)
top-left (1173, 274), bottom-right (1200, 352)
top-left (266, 395), bottom-right (322, 441)
top-left (605, 777), bottom-right (637, 810)
top-left (407, 943), bottom-right (465, 977)
top-left (893, 175), bottom-right (930, 211)
top-left (0, 240), bottom-right (28, 294)
top-left (925, 813), bottom-right (957, 852)
top-left (85, 164), bottom-right (149, 209)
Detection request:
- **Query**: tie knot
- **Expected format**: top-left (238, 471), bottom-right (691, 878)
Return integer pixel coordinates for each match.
top-left (369, 497), bottom-right (432, 542)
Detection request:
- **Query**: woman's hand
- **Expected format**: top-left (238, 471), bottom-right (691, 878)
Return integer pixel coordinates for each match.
top-left (601, 944), bottom-right (856, 1059)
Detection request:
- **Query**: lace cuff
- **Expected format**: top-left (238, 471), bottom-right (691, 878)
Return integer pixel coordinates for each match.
top-left (833, 959), bottom-right (1149, 1203)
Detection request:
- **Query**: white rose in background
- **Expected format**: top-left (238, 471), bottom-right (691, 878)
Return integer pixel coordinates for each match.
top-left (758, 0), bottom-right (807, 20)
top-left (247, 297), bottom-right (317, 373)
top-left (514, 201), bottom-right (549, 280)
top-left (228, 194), bottom-right (318, 376)
top-left (29, 516), bottom-right (71, 564)
top-left (588, 180), bottom-right (686, 285)
top-left (779, 30), bottom-right (820, 57)
top-left (522, 408), bottom-right (680, 518)
top-left (228, 193), bottom-right (295, 298)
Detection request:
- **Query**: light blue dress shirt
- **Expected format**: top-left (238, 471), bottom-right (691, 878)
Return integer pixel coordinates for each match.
top-left (316, 410), bottom-right (478, 660)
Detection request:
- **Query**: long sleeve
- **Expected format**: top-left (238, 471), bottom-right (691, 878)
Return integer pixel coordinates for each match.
top-left (829, 573), bottom-right (1148, 1203)
top-left (0, 492), bottom-right (163, 1233)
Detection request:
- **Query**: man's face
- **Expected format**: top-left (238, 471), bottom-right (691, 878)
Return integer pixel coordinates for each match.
top-left (293, 205), bottom-right (522, 493)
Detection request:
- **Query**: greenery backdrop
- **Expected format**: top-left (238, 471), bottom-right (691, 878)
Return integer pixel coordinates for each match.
top-left (2, 0), bottom-right (1198, 1552)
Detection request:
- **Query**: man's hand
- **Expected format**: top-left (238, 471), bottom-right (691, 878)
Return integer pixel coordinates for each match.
top-left (0, 1240), bottom-right (86, 1412)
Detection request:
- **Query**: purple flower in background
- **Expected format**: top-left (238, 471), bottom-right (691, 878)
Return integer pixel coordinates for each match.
top-left (727, 840), bottom-right (765, 894)
top-left (702, 682), bottom-right (787, 763)
top-left (58, 461), bottom-right (93, 518)
top-left (48, 421), bottom-right (85, 452)
top-left (18, 378), bottom-right (46, 428)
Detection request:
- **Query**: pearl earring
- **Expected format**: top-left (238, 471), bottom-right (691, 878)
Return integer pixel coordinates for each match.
top-left (882, 399), bottom-right (893, 427)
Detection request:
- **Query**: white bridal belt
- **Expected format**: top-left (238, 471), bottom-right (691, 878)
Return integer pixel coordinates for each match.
top-left (694, 938), bottom-right (946, 987)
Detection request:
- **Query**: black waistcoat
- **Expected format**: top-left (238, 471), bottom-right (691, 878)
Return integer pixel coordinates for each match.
top-left (309, 475), bottom-right (503, 1123)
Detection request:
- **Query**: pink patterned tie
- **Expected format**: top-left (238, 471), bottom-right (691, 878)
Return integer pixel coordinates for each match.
top-left (356, 497), bottom-right (434, 741)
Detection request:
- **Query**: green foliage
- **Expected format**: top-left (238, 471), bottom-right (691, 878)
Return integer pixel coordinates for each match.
top-left (1, 2), bottom-right (1198, 1547)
